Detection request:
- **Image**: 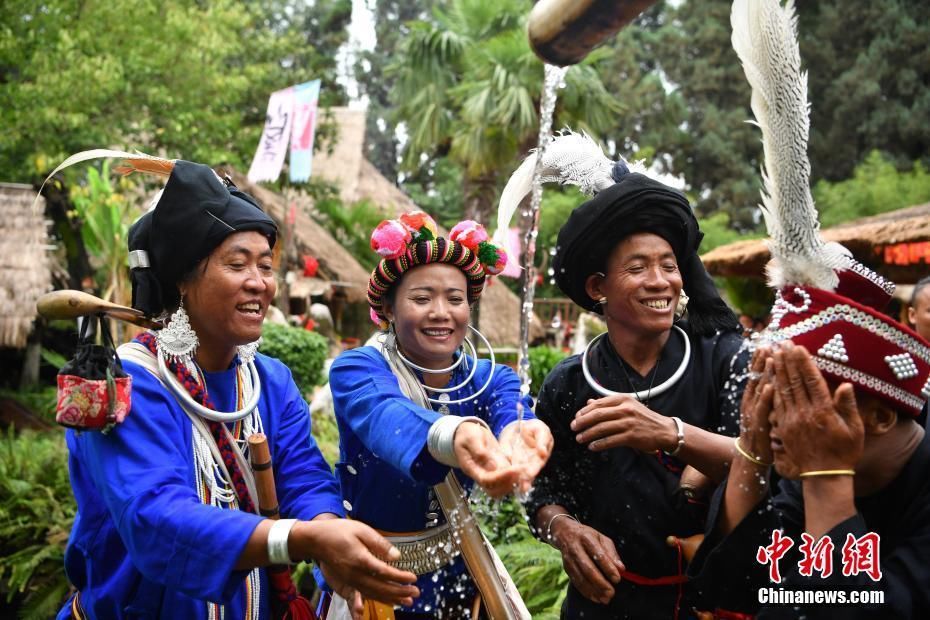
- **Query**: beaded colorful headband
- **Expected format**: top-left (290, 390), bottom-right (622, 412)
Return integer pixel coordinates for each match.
top-left (367, 211), bottom-right (508, 328)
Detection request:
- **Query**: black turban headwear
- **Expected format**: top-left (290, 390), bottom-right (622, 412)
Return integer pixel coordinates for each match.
top-left (127, 161), bottom-right (277, 317)
top-left (552, 170), bottom-right (738, 336)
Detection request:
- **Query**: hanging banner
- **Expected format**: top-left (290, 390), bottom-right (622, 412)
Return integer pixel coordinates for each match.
top-left (248, 87), bottom-right (296, 183)
top-left (289, 80), bottom-right (321, 183)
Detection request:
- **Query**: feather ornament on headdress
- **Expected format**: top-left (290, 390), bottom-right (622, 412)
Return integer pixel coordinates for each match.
top-left (730, 0), bottom-right (849, 290)
top-left (493, 131), bottom-right (647, 245)
top-left (33, 148), bottom-right (176, 212)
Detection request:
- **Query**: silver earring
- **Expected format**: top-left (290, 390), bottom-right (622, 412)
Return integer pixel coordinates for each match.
top-left (157, 298), bottom-right (199, 366)
top-left (597, 297), bottom-right (608, 307)
top-left (675, 291), bottom-right (689, 320)
top-left (237, 337), bottom-right (262, 364)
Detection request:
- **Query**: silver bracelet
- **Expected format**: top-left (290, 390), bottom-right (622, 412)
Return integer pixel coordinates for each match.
top-left (545, 512), bottom-right (578, 542)
top-left (267, 518), bottom-right (298, 565)
top-left (664, 416), bottom-right (685, 457)
top-left (427, 415), bottom-right (490, 467)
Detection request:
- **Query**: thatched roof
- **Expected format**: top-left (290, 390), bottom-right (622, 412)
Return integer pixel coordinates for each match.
top-left (0, 184), bottom-right (50, 348)
top-left (313, 107), bottom-right (419, 214)
top-left (227, 171), bottom-right (371, 303)
top-left (307, 107), bottom-right (542, 345)
top-left (701, 203), bottom-right (930, 283)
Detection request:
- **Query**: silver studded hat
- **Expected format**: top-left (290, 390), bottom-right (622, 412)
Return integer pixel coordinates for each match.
top-left (767, 269), bottom-right (930, 417)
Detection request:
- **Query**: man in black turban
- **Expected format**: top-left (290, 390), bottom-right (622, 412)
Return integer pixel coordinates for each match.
top-left (522, 153), bottom-right (746, 619)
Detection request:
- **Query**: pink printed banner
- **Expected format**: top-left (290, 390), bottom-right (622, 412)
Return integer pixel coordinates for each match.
top-left (247, 87), bottom-right (296, 183)
top-left (289, 80), bottom-right (321, 183)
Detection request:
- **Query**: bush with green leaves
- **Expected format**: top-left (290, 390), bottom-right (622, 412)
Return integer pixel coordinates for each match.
top-left (259, 323), bottom-right (329, 395)
top-left (528, 346), bottom-right (568, 397)
top-left (0, 429), bottom-right (75, 618)
top-left (473, 493), bottom-right (568, 617)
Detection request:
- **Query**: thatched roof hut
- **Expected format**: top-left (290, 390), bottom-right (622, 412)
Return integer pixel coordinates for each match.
top-left (0, 184), bottom-right (50, 348)
top-left (228, 171), bottom-right (370, 303)
top-left (701, 203), bottom-right (930, 284)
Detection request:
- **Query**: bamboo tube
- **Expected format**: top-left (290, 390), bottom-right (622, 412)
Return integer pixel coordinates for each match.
top-left (248, 433), bottom-right (281, 519)
top-left (527, 0), bottom-right (658, 66)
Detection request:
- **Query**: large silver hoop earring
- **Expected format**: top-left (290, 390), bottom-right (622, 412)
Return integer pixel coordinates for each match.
top-left (157, 297), bottom-right (199, 366)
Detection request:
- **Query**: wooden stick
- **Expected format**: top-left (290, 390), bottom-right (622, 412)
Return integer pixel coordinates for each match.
top-left (36, 290), bottom-right (161, 329)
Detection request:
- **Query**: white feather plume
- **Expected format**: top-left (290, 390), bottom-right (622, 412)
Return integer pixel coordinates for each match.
top-left (32, 148), bottom-right (175, 213)
top-left (731, 0), bottom-right (847, 290)
top-left (493, 131), bottom-right (646, 245)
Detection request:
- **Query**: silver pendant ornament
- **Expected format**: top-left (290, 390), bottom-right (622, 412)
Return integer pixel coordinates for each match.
top-left (237, 338), bottom-right (262, 364)
top-left (157, 302), bottom-right (199, 365)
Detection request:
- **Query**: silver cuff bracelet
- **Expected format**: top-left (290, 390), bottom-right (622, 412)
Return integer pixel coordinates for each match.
top-left (267, 518), bottom-right (298, 565)
top-left (664, 416), bottom-right (685, 457)
top-left (427, 415), bottom-right (489, 467)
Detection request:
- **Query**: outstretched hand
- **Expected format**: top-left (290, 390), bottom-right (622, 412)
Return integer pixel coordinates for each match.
top-left (454, 421), bottom-right (522, 498)
top-left (297, 519), bottom-right (419, 609)
top-left (499, 419), bottom-right (554, 494)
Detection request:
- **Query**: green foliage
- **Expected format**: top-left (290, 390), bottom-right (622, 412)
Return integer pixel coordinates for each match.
top-left (0, 387), bottom-right (58, 424)
top-left (797, 1), bottom-right (930, 182)
top-left (528, 347), bottom-right (567, 397)
top-left (496, 538), bottom-right (567, 617)
top-left (260, 323), bottom-right (329, 395)
top-left (473, 493), bottom-right (567, 616)
top-left (814, 151), bottom-right (930, 228)
top-left (646, 0), bottom-right (762, 229)
top-left (306, 181), bottom-right (386, 272)
top-left (721, 277), bottom-right (775, 320)
top-left (0, 430), bottom-right (75, 618)
top-left (531, 187), bottom-right (585, 297)
top-left (389, 0), bottom-right (618, 222)
top-left (698, 211), bottom-right (761, 254)
top-left (69, 161), bottom-right (142, 305)
top-left (0, 0), bottom-right (348, 183)
top-left (310, 407), bottom-right (340, 470)
top-left (403, 158), bottom-right (466, 230)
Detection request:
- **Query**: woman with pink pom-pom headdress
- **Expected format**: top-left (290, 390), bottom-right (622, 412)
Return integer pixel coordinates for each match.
top-left (320, 211), bottom-right (553, 618)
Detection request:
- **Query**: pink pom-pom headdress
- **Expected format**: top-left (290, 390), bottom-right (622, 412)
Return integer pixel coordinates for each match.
top-left (367, 211), bottom-right (508, 327)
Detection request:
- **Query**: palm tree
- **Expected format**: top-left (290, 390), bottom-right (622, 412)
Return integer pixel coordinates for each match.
top-left (389, 0), bottom-right (620, 223)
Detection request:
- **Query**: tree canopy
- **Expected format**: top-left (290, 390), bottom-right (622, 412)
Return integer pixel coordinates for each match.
top-left (0, 0), bottom-right (349, 183)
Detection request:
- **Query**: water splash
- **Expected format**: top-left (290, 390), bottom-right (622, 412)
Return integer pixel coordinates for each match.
top-left (508, 65), bottom-right (568, 504)
top-left (515, 64), bottom-right (569, 429)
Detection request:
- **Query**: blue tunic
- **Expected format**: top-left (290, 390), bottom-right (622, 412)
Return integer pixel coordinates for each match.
top-left (328, 345), bottom-right (534, 614)
top-left (58, 353), bottom-right (344, 619)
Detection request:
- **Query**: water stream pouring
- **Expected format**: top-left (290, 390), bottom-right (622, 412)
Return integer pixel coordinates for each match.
top-left (511, 0), bottom-right (658, 435)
